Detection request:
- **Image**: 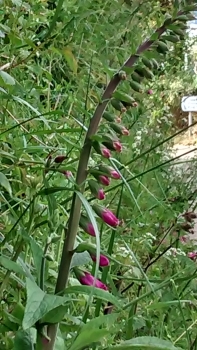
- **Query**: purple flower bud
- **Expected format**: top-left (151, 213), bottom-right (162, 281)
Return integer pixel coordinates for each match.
top-left (188, 252), bottom-right (197, 260)
top-left (101, 145), bottom-right (111, 158)
top-left (79, 271), bottom-right (108, 290)
top-left (93, 204), bottom-right (120, 227)
top-left (98, 165), bottom-right (120, 180)
top-left (98, 189), bottom-right (105, 200)
top-left (147, 89), bottom-right (153, 95)
top-left (99, 175), bottom-right (111, 186)
top-left (91, 254), bottom-right (109, 267)
top-left (110, 170), bottom-right (120, 179)
top-left (93, 141), bottom-right (111, 158)
top-left (88, 180), bottom-right (105, 200)
top-left (113, 140), bottom-right (122, 153)
top-left (79, 215), bottom-right (96, 236)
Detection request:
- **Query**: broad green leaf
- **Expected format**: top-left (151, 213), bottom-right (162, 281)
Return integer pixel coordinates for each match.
top-left (22, 278), bottom-right (70, 329)
top-left (0, 172), bottom-right (12, 195)
top-left (62, 47), bottom-right (78, 74)
top-left (107, 337), bottom-right (183, 350)
top-left (0, 70), bottom-right (15, 85)
top-left (0, 255), bottom-right (26, 276)
top-left (41, 305), bottom-right (69, 324)
top-left (13, 329), bottom-right (34, 350)
top-left (69, 329), bottom-right (109, 350)
top-left (70, 251), bottom-right (91, 269)
top-left (41, 302), bottom-right (79, 324)
top-left (64, 285), bottom-right (122, 309)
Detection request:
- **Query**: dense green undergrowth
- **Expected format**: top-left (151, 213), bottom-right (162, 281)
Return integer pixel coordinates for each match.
top-left (1, 1), bottom-right (197, 350)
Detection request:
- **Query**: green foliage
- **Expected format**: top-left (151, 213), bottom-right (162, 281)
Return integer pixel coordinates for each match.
top-left (1, 1), bottom-right (197, 350)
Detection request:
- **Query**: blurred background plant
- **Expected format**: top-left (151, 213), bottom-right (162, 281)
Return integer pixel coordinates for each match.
top-left (1, 1), bottom-right (197, 350)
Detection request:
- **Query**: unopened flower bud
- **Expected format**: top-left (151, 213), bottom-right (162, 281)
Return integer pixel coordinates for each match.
top-left (147, 89), bottom-right (153, 95)
top-left (118, 70), bottom-right (127, 80)
top-left (109, 122), bottom-right (130, 136)
top-left (188, 252), bottom-right (197, 260)
top-left (76, 243), bottom-right (110, 267)
top-left (79, 215), bottom-right (96, 236)
top-left (113, 140), bottom-right (122, 152)
top-left (93, 204), bottom-right (120, 227)
top-left (91, 254), bottom-right (109, 267)
top-left (90, 170), bottom-right (111, 186)
top-left (98, 165), bottom-right (121, 179)
top-left (74, 268), bottom-right (108, 290)
top-left (93, 141), bottom-right (111, 158)
top-left (99, 175), bottom-right (111, 186)
top-left (54, 155), bottom-right (67, 163)
top-left (88, 180), bottom-right (105, 200)
top-left (132, 102), bottom-right (138, 107)
top-left (122, 127), bottom-right (130, 135)
top-left (116, 116), bottom-right (122, 123)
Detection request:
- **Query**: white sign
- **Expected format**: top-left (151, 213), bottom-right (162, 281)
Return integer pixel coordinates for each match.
top-left (181, 96), bottom-right (197, 112)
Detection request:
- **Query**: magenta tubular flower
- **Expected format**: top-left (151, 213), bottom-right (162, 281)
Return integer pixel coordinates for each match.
top-left (188, 252), bottom-right (197, 260)
top-left (91, 254), bottom-right (109, 267)
top-left (79, 216), bottom-right (95, 236)
top-left (93, 204), bottom-right (120, 227)
top-left (113, 140), bottom-right (122, 152)
top-left (99, 175), bottom-right (110, 186)
top-left (80, 272), bottom-right (108, 290)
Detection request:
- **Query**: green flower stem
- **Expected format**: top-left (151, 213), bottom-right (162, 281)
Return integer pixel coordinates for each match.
top-left (42, 17), bottom-right (178, 350)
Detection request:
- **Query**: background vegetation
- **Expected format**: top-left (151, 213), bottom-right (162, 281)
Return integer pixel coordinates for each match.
top-left (1, 1), bottom-right (197, 350)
